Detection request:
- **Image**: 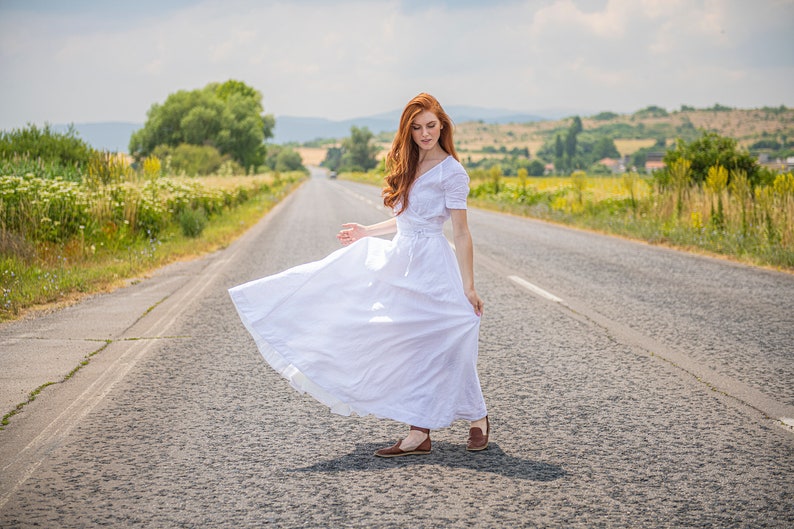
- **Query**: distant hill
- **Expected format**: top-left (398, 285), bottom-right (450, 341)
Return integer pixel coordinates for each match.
top-left (52, 106), bottom-right (791, 158)
top-left (450, 106), bottom-right (794, 155)
top-left (53, 122), bottom-right (141, 153)
top-left (273, 106), bottom-right (548, 143)
top-left (51, 105), bottom-right (548, 151)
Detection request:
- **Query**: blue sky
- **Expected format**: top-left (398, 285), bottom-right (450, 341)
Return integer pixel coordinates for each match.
top-left (0, 0), bottom-right (792, 129)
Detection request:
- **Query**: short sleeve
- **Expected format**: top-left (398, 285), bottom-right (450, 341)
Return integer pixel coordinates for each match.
top-left (442, 164), bottom-right (470, 210)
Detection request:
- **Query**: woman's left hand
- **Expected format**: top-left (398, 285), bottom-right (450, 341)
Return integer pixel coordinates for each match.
top-left (465, 288), bottom-right (484, 317)
top-left (337, 223), bottom-right (367, 246)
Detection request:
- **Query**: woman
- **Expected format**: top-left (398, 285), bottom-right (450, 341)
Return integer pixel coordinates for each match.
top-left (229, 93), bottom-right (489, 457)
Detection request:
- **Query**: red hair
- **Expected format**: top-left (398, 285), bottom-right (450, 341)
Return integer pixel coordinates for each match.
top-left (382, 93), bottom-right (458, 214)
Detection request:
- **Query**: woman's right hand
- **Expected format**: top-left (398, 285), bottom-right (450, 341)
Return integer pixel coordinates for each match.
top-left (337, 223), bottom-right (367, 246)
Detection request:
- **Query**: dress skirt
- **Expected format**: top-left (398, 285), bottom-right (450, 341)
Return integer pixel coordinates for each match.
top-left (228, 226), bottom-right (487, 429)
top-left (230, 156), bottom-right (487, 429)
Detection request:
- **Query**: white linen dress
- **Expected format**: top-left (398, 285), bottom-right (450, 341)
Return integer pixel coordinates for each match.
top-left (228, 155), bottom-right (487, 429)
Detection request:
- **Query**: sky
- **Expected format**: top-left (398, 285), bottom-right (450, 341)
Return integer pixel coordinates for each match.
top-left (0, 0), bottom-right (792, 130)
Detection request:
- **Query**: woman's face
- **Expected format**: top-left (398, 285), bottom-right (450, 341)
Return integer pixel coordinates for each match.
top-left (411, 110), bottom-right (443, 151)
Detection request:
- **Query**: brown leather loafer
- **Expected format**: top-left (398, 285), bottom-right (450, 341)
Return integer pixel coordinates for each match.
top-left (374, 426), bottom-right (431, 458)
top-left (467, 416), bottom-right (489, 451)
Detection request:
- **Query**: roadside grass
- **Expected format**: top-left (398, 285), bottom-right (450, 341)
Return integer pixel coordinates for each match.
top-left (1, 172), bottom-right (305, 321)
top-left (340, 170), bottom-right (794, 271)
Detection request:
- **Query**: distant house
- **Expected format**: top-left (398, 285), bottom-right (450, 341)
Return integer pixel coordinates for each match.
top-left (596, 157), bottom-right (626, 174)
top-left (645, 160), bottom-right (666, 173)
top-left (544, 162), bottom-right (555, 175)
top-left (644, 152), bottom-right (666, 173)
top-left (754, 152), bottom-right (793, 173)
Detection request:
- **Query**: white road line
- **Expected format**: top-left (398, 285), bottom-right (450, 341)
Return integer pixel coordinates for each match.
top-left (330, 181), bottom-right (386, 210)
top-left (508, 275), bottom-right (564, 304)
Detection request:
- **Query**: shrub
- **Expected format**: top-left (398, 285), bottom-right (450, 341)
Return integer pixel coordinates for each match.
top-left (0, 124), bottom-right (93, 168)
top-left (153, 143), bottom-right (227, 176)
top-left (178, 207), bottom-right (208, 238)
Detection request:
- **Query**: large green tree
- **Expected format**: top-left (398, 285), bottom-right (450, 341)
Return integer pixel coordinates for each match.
top-left (663, 131), bottom-right (759, 185)
top-left (340, 126), bottom-right (379, 172)
top-left (129, 80), bottom-right (274, 169)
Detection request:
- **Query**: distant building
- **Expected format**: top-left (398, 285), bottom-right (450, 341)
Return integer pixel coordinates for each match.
top-left (544, 162), bottom-right (555, 175)
top-left (755, 153), bottom-right (794, 173)
top-left (596, 157), bottom-right (627, 174)
top-left (644, 152), bottom-right (666, 173)
top-left (645, 160), bottom-right (666, 173)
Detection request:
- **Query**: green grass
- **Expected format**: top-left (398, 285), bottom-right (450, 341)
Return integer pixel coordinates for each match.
top-left (340, 170), bottom-right (794, 272)
top-left (1, 174), bottom-right (305, 321)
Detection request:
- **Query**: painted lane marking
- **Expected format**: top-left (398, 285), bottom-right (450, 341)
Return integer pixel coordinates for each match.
top-left (508, 275), bottom-right (564, 304)
top-left (330, 181), bottom-right (387, 211)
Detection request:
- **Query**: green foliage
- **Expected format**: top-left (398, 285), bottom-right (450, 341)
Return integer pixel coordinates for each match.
top-left (153, 143), bottom-right (237, 176)
top-left (0, 170), bottom-right (305, 320)
top-left (264, 145), bottom-right (306, 173)
top-left (708, 103), bottom-right (734, 112)
top-left (321, 146), bottom-right (342, 172)
top-left (340, 126), bottom-right (379, 172)
top-left (663, 131), bottom-right (759, 186)
top-left (129, 80), bottom-right (274, 169)
top-left (85, 151), bottom-right (132, 187)
top-left (465, 170), bottom-right (794, 270)
top-left (464, 154), bottom-right (539, 177)
top-left (591, 136), bottom-right (620, 160)
top-left (634, 106), bottom-right (669, 118)
top-left (761, 105), bottom-right (789, 115)
top-left (537, 117), bottom-right (623, 173)
top-left (0, 124), bottom-right (95, 180)
top-left (527, 159), bottom-right (546, 176)
top-left (593, 111), bottom-right (619, 121)
top-left (0, 124), bottom-right (93, 167)
top-left (178, 207), bottom-right (208, 238)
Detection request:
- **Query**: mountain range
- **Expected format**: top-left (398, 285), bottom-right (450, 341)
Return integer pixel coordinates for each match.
top-left (52, 106), bottom-right (582, 152)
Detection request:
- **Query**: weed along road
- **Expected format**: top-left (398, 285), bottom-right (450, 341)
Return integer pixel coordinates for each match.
top-left (1, 168), bottom-right (793, 528)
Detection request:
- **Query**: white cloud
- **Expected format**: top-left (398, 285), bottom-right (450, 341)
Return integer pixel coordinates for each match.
top-left (0, 0), bottom-right (792, 130)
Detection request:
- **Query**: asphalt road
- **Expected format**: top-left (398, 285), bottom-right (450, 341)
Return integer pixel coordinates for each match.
top-left (1, 167), bottom-right (792, 528)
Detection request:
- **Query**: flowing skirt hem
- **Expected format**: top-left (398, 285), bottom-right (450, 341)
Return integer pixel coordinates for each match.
top-left (229, 288), bottom-right (485, 429)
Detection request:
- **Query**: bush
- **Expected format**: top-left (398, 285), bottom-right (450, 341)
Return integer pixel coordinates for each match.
top-left (663, 131), bottom-right (759, 186)
top-left (178, 207), bottom-right (208, 238)
top-left (0, 124), bottom-right (93, 168)
top-left (153, 143), bottom-right (230, 176)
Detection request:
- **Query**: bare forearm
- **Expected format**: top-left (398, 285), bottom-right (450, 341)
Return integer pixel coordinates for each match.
top-left (453, 230), bottom-right (476, 292)
top-left (363, 217), bottom-right (398, 237)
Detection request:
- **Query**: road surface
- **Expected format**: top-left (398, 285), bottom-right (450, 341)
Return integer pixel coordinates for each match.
top-left (1, 167), bottom-right (792, 527)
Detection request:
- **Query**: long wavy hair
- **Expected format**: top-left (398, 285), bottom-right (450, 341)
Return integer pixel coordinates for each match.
top-left (382, 93), bottom-right (458, 214)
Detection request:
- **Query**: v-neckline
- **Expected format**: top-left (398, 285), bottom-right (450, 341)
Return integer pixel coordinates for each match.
top-left (416, 155), bottom-right (451, 181)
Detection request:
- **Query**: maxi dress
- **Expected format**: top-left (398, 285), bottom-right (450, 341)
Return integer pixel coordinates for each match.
top-left (228, 156), bottom-right (487, 429)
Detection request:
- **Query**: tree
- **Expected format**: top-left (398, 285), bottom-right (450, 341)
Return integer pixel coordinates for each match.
top-left (152, 143), bottom-right (230, 176)
top-left (321, 147), bottom-right (343, 171)
top-left (274, 148), bottom-right (304, 172)
top-left (340, 126), bottom-right (379, 171)
top-left (570, 116), bottom-right (583, 135)
top-left (561, 116), bottom-right (583, 174)
top-left (592, 136), bottom-right (620, 160)
top-left (263, 145), bottom-right (306, 173)
top-left (129, 80), bottom-right (274, 170)
top-left (527, 159), bottom-right (545, 176)
top-left (663, 131), bottom-right (759, 186)
top-left (554, 134), bottom-right (564, 159)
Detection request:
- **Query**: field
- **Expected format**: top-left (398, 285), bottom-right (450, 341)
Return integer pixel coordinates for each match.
top-left (350, 107), bottom-right (794, 164)
top-left (294, 147), bottom-right (328, 166)
top-left (342, 169), bottom-right (794, 271)
top-left (1, 169), bottom-right (306, 320)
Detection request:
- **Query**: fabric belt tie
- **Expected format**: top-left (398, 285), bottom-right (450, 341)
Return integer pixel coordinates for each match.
top-left (397, 227), bottom-right (443, 238)
top-left (396, 225), bottom-right (443, 276)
